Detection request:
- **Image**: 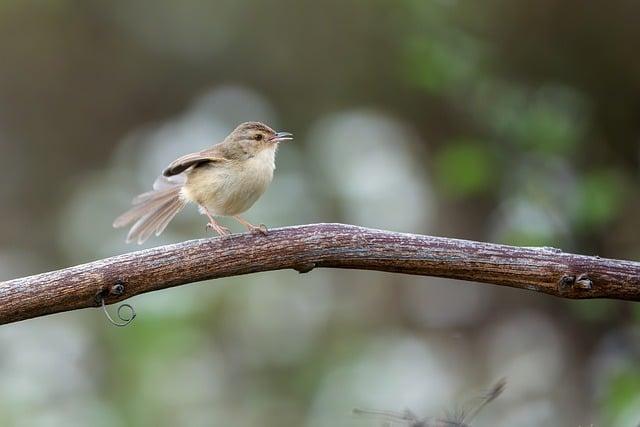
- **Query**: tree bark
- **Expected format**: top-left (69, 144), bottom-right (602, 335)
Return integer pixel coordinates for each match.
top-left (1, 223), bottom-right (639, 325)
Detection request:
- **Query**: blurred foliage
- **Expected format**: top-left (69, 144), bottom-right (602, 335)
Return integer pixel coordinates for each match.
top-left (435, 140), bottom-right (497, 198)
top-left (575, 169), bottom-right (628, 228)
top-left (0, 0), bottom-right (639, 426)
top-left (604, 370), bottom-right (640, 427)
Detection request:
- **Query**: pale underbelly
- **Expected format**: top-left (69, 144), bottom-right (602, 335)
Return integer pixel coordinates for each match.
top-left (182, 163), bottom-right (273, 216)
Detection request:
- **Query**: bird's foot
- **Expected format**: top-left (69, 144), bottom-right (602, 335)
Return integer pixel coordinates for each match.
top-left (206, 222), bottom-right (230, 236)
top-left (247, 223), bottom-right (268, 236)
top-left (232, 215), bottom-right (268, 236)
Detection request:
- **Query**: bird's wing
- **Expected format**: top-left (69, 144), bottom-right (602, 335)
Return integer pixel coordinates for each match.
top-left (162, 150), bottom-right (227, 176)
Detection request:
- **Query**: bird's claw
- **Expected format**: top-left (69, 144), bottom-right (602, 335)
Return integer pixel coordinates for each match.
top-left (249, 223), bottom-right (268, 236)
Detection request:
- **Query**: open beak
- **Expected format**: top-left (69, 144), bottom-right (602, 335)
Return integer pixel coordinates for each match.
top-left (269, 131), bottom-right (294, 143)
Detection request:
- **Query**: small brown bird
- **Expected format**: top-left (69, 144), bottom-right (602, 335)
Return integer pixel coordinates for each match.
top-left (113, 121), bottom-right (293, 244)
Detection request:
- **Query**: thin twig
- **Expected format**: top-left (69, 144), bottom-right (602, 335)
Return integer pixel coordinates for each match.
top-left (1, 223), bottom-right (639, 325)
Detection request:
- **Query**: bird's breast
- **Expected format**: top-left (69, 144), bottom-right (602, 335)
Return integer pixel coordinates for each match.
top-left (183, 147), bottom-right (276, 216)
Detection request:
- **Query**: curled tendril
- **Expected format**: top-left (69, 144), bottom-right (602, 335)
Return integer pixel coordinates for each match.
top-left (100, 297), bottom-right (136, 327)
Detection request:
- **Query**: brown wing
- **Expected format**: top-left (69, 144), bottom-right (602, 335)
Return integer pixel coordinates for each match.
top-left (162, 150), bottom-right (226, 176)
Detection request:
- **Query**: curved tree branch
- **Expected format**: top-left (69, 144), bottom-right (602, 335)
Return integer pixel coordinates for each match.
top-left (1, 223), bottom-right (639, 325)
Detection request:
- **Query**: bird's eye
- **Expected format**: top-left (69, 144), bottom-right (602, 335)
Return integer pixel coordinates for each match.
top-left (255, 134), bottom-right (263, 141)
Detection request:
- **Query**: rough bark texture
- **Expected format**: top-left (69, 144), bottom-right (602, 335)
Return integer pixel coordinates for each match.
top-left (1, 223), bottom-right (639, 325)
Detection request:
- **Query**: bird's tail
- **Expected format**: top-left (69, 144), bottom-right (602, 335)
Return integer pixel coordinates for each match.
top-left (113, 182), bottom-right (186, 244)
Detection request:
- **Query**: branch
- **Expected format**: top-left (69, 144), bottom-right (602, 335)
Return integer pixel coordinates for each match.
top-left (1, 223), bottom-right (639, 325)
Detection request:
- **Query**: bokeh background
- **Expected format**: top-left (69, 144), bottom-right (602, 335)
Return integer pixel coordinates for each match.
top-left (0, 1), bottom-right (639, 426)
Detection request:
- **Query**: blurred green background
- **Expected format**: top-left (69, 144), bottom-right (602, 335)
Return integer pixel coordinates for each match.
top-left (0, 1), bottom-right (639, 426)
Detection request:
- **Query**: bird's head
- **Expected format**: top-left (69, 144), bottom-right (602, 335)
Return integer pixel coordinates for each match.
top-left (227, 122), bottom-right (293, 153)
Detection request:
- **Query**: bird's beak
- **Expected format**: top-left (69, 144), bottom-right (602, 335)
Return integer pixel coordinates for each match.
top-left (269, 131), bottom-right (294, 143)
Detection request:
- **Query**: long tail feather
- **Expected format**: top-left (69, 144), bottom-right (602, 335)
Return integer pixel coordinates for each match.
top-left (113, 190), bottom-right (177, 228)
top-left (154, 197), bottom-right (184, 236)
top-left (114, 185), bottom-right (185, 244)
top-left (129, 197), bottom-right (182, 244)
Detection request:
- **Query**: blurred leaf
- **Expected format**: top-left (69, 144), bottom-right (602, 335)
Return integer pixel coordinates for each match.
top-left (435, 140), bottom-right (496, 197)
top-left (603, 370), bottom-right (640, 426)
top-left (482, 83), bottom-right (587, 155)
top-left (574, 170), bottom-right (627, 228)
top-left (404, 37), bottom-right (481, 94)
top-left (516, 105), bottom-right (578, 154)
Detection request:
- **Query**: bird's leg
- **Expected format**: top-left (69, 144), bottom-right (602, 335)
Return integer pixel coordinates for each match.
top-left (202, 207), bottom-right (229, 236)
top-left (233, 215), bottom-right (268, 235)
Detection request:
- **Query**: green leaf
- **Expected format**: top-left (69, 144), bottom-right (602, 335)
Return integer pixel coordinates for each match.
top-left (435, 140), bottom-right (496, 197)
top-left (404, 37), bottom-right (480, 94)
top-left (603, 370), bottom-right (640, 426)
top-left (574, 170), bottom-right (627, 227)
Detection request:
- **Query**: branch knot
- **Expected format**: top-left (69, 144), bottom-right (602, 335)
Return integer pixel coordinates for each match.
top-left (558, 273), bottom-right (593, 292)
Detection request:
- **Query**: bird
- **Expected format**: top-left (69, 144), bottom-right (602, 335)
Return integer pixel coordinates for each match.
top-left (113, 121), bottom-right (293, 244)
